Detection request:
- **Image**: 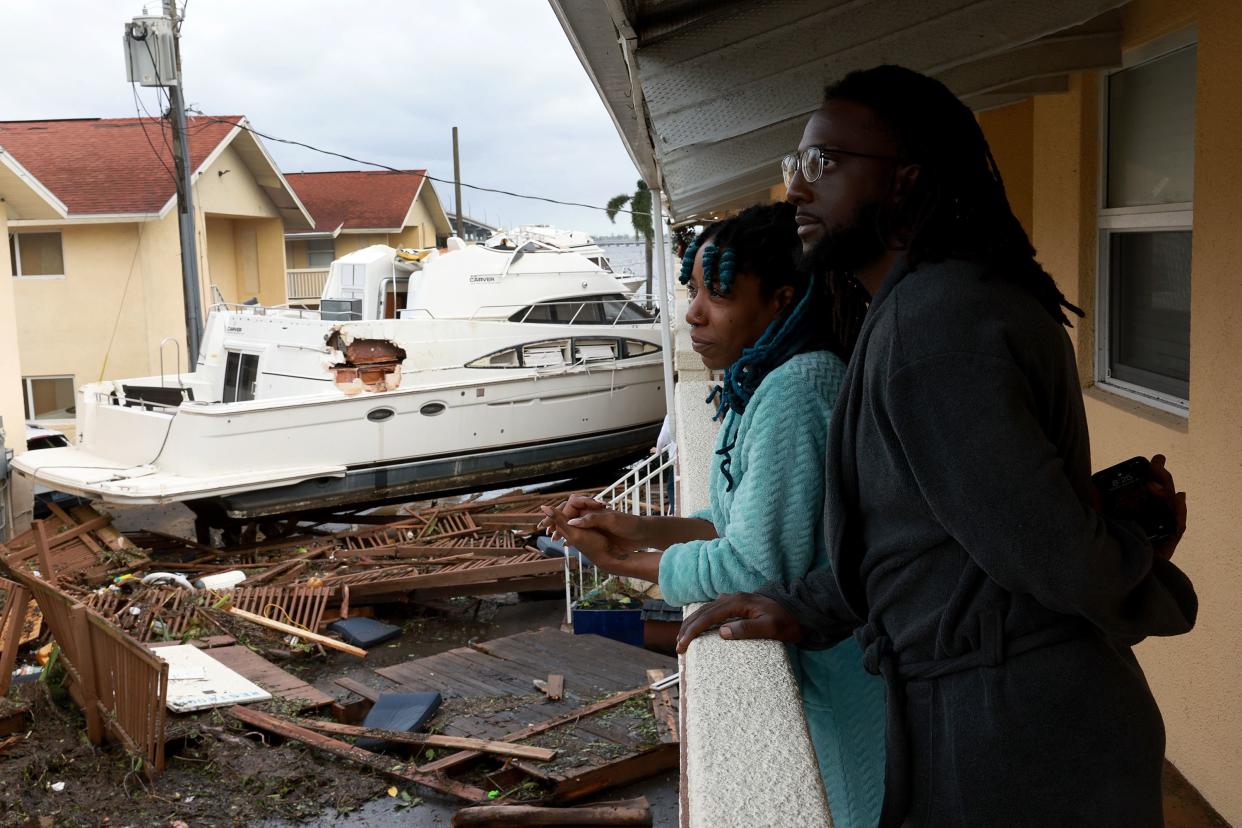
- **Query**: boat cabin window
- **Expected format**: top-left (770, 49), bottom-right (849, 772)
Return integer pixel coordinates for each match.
top-left (507, 294), bottom-right (655, 325)
top-left (468, 348), bottom-right (521, 369)
top-left (222, 351), bottom-right (260, 403)
top-left (466, 337), bottom-right (654, 370)
top-left (602, 296), bottom-right (654, 324)
top-left (622, 339), bottom-right (661, 358)
top-left (522, 340), bottom-right (570, 368)
top-left (574, 338), bottom-right (619, 362)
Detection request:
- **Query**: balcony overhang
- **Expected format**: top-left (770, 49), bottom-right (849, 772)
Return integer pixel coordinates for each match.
top-left (550, 0), bottom-right (1125, 222)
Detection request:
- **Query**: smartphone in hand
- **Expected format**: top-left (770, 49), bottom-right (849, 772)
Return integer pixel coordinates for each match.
top-left (1091, 456), bottom-right (1177, 544)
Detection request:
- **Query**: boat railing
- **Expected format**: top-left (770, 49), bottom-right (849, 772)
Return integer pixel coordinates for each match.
top-left (208, 303), bottom-right (324, 320)
top-left (402, 294), bottom-right (661, 326)
top-left (562, 443), bottom-right (677, 625)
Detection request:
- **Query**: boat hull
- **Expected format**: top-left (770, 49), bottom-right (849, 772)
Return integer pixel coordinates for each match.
top-left (190, 420), bottom-right (660, 521)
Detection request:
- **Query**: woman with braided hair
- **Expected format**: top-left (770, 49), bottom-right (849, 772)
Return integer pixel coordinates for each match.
top-left (541, 201), bottom-right (887, 828)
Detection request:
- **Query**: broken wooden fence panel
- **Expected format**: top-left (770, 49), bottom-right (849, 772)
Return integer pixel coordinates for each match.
top-left (14, 572), bottom-right (169, 775)
top-left (0, 576), bottom-right (32, 696)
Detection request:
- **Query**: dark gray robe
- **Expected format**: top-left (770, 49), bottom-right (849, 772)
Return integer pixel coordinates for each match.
top-left (761, 258), bottom-right (1197, 827)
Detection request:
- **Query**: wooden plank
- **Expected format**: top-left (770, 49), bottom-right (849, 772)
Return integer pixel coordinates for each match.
top-left (419, 686), bottom-right (652, 775)
top-left (228, 705), bottom-right (488, 803)
top-left (379, 659), bottom-right (487, 699)
top-left (292, 717), bottom-right (557, 761)
top-left (545, 674), bottom-right (564, 702)
top-left (451, 797), bottom-right (653, 826)
top-left (407, 574), bottom-right (566, 601)
top-left (333, 676), bottom-right (383, 703)
top-left (347, 558), bottom-right (566, 598)
top-left (33, 521), bottom-right (57, 584)
top-left (428, 649), bottom-right (541, 698)
top-left (471, 636), bottom-right (626, 693)
top-left (646, 670), bottom-right (677, 744)
top-left (0, 580), bottom-right (30, 696)
top-left (224, 606), bottom-right (366, 657)
top-left (539, 744), bottom-right (679, 803)
top-left (203, 645), bottom-right (332, 709)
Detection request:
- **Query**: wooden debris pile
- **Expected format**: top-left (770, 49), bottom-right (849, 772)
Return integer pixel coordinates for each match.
top-left (233, 626), bottom-right (678, 818)
top-left (0, 488), bottom-right (612, 785)
top-left (0, 504), bottom-right (146, 586)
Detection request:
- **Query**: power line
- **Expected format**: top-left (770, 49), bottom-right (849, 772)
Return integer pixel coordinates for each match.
top-left (186, 113), bottom-right (653, 218)
top-left (130, 83), bottom-right (179, 187)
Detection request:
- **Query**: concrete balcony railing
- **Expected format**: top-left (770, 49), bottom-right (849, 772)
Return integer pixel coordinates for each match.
top-left (671, 288), bottom-right (829, 826)
top-left (286, 267), bottom-right (330, 303)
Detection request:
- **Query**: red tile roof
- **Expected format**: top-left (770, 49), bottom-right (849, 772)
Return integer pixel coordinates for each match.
top-left (0, 115), bottom-right (241, 215)
top-left (283, 170), bottom-right (427, 233)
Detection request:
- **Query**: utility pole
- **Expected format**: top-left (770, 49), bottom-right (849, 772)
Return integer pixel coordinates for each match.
top-left (452, 127), bottom-right (464, 240)
top-left (165, 0), bottom-right (203, 367)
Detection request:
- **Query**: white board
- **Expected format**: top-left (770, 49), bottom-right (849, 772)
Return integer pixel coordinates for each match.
top-left (150, 644), bottom-right (272, 713)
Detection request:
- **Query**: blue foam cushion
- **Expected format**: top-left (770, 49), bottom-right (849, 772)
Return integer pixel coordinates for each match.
top-left (328, 616), bottom-right (403, 648)
top-left (356, 691), bottom-right (442, 751)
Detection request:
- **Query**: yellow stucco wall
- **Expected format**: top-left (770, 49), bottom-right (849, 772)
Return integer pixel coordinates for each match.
top-left (286, 240), bottom-right (310, 269)
top-left (0, 209), bottom-right (33, 535)
top-left (12, 136), bottom-right (294, 434)
top-left (0, 210), bottom-right (26, 448)
top-left (13, 214), bottom-right (184, 438)
top-left (196, 145), bottom-right (280, 221)
top-left (985, 0), bottom-right (1241, 819)
top-left (334, 233), bottom-right (393, 259)
top-left (977, 99), bottom-right (1034, 236)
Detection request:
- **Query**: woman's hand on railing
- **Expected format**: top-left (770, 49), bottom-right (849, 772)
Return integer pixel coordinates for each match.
top-left (676, 592), bottom-right (804, 653)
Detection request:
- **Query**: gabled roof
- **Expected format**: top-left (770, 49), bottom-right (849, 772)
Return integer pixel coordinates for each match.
top-left (0, 115), bottom-right (314, 229)
top-left (283, 170), bottom-right (429, 234)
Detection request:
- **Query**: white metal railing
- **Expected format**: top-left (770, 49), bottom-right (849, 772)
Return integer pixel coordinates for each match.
top-left (401, 294), bottom-right (662, 326)
top-left (286, 267), bottom-right (330, 302)
top-left (562, 443), bottom-right (677, 625)
top-left (208, 303), bottom-right (324, 320)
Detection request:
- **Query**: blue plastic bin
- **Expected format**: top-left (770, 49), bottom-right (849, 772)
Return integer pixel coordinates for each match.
top-left (571, 606), bottom-right (645, 647)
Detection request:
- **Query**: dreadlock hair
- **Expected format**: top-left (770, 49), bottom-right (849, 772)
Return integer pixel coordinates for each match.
top-left (679, 201), bottom-right (834, 490)
top-left (822, 65), bottom-right (1084, 327)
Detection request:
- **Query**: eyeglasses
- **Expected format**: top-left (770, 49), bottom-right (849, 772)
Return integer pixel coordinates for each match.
top-left (781, 145), bottom-right (900, 187)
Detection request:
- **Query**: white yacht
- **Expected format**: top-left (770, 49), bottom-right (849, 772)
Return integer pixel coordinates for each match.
top-left (14, 238), bottom-right (666, 528)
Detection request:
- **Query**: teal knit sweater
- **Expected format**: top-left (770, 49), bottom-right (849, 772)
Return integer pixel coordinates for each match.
top-left (659, 350), bottom-right (887, 828)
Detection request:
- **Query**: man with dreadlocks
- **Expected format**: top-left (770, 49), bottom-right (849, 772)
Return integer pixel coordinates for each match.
top-left (679, 65), bottom-right (1197, 827)
top-left (541, 201), bottom-right (886, 828)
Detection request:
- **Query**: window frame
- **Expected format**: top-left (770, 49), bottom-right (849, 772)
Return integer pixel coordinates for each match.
top-left (305, 238), bottom-right (335, 269)
top-left (9, 230), bottom-right (67, 280)
top-left (221, 350), bottom-right (261, 403)
top-left (22, 375), bottom-right (76, 423)
top-left (1094, 28), bottom-right (1197, 416)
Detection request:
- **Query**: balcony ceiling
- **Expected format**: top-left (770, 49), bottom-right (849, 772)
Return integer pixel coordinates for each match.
top-left (550, 0), bottom-right (1126, 222)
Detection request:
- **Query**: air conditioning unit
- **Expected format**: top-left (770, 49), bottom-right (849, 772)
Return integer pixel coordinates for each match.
top-left (123, 15), bottom-right (178, 87)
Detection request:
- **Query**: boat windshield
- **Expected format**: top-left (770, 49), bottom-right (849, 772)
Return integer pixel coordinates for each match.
top-left (508, 294), bottom-right (654, 325)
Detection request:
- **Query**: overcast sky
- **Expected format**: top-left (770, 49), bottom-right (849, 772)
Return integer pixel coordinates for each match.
top-left (3, 0), bottom-right (646, 237)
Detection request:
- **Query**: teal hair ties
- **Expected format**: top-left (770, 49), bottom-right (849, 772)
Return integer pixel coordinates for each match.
top-left (701, 244), bottom-right (720, 290)
top-left (718, 249), bottom-right (737, 294)
top-left (679, 236), bottom-right (704, 285)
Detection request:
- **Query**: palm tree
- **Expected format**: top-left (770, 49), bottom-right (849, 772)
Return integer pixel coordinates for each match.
top-left (605, 180), bottom-right (654, 297)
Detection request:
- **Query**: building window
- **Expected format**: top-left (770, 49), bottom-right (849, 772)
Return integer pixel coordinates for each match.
top-left (1098, 39), bottom-right (1195, 411)
top-left (9, 231), bottom-right (65, 278)
top-left (23, 376), bottom-right (76, 421)
top-left (306, 238), bottom-right (335, 268)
